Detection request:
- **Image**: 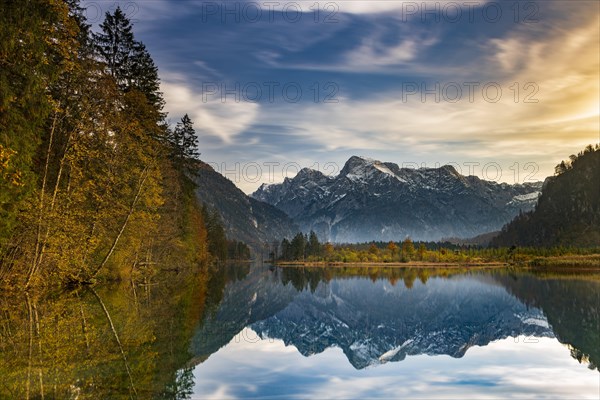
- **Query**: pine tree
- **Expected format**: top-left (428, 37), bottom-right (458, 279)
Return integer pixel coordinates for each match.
top-left (94, 7), bottom-right (135, 85)
top-left (94, 7), bottom-right (164, 111)
top-left (130, 42), bottom-right (165, 112)
top-left (180, 114), bottom-right (200, 160)
top-left (171, 114), bottom-right (200, 165)
top-left (307, 231), bottom-right (321, 257)
top-left (290, 233), bottom-right (306, 260)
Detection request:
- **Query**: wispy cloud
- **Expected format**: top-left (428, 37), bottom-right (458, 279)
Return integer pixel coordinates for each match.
top-left (232, 4), bottom-right (599, 188)
top-left (162, 81), bottom-right (259, 144)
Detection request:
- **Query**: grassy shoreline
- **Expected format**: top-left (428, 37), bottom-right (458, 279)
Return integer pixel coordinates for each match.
top-left (274, 254), bottom-right (600, 269)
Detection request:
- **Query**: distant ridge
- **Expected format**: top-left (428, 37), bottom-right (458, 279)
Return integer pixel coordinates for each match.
top-left (253, 156), bottom-right (543, 242)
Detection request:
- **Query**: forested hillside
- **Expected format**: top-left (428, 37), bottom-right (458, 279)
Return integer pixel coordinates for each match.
top-left (0, 2), bottom-right (219, 288)
top-left (492, 145), bottom-right (600, 247)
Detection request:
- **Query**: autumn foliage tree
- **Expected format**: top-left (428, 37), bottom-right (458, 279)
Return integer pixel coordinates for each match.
top-left (0, 2), bottom-right (212, 288)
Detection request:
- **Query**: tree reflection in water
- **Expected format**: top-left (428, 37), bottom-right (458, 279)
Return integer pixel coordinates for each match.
top-left (1, 264), bottom-right (597, 399)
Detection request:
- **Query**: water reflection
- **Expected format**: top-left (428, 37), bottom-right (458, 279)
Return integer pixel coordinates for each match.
top-left (193, 331), bottom-right (598, 399)
top-left (0, 265), bottom-right (598, 398)
top-left (193, 266), bottom-right (599, 371)
top-left (191, 266), bottom-right (599, 398)
top-left (0, 264), bottom-right (232, 399)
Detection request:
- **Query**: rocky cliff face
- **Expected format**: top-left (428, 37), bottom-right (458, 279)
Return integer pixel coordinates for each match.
top-left (253, 156), bottom-right (542, 242)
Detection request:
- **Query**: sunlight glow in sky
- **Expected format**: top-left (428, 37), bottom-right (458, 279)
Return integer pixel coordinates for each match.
top-left (83, 1), bottom-right (600, 193)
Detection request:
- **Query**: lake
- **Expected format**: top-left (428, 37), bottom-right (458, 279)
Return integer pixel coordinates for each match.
top-left (1, 264), bottom-right (598, 399)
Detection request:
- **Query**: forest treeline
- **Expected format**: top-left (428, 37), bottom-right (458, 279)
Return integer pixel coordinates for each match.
top-left (277, 232), bottom-right (600, 265)
top-left (0, 1), bottom-right (229, 289)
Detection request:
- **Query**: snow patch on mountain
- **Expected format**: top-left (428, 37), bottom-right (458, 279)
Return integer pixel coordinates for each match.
top-left (512, 191), bottom-right (541, 202)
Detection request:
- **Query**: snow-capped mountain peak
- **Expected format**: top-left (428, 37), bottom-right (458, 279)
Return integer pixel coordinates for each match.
top-left (252, 156), bottom-right (543, 242)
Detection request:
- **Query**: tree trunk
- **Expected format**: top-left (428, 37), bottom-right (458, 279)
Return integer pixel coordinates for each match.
top-left (26, 108), bottom-right (60, 288)
top-left (32, 303), bottom-right (45, 400)
top-left (25, 293), bottom-right (33, 400)
top-left (90, 288), bottom-right (137, 398)
top-left (91, 167), bottom-right (149, 279)
top-left (36, 131), bottom-right (72, 273)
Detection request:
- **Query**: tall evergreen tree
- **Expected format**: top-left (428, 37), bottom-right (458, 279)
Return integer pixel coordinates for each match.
top-left (131, 42), bottom-right (165, 111)
top-left (94, 7), bottom-right (135, 85)
top-left (94, 7), bottom-right (164, 111)
top-left (306, 231), bottom-right (321, 257)
top-left (180, 114), bottom-right (200, 160)
top-left (171, 114), bottom-right (200, 164)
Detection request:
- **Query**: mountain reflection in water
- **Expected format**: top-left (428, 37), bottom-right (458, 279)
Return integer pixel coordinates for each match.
top-left (193, 266), bottom-right (599, 371)
top-left (1, 264), bottom-right (598, 399)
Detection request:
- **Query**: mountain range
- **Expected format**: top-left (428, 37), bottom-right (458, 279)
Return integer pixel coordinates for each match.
top-left (251, 274), bottom-right (553, 369)
top-left (252, 156), bottom-right (543, 242)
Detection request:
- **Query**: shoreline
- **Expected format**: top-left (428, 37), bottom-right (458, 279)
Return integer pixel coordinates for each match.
top-left (274, 261), bottom-right (507, 269)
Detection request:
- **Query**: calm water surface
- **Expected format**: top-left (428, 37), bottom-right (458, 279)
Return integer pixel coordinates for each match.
top-left (1, 264), bottom-right (598, 399)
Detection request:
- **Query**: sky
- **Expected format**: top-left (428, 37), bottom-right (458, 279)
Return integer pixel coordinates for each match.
top-left (82, 0), bottom-right (600, 193)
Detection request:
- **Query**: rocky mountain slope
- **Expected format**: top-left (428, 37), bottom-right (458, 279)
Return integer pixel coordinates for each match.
top-left (253, 156), bottom-right (543, 242)
top-left (191, 161), bottom-right (297, 249)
